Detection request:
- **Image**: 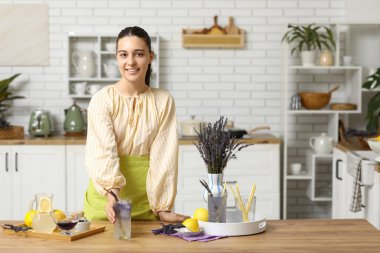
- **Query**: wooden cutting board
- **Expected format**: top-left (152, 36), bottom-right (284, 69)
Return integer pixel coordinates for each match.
top-left (2, 224), bottom-right (106, 241)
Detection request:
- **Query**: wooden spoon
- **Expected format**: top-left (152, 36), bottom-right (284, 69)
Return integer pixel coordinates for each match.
top-left (328, 85), bottom-right (340, 94)
top-left (248, 125), bottom-right (271, 134)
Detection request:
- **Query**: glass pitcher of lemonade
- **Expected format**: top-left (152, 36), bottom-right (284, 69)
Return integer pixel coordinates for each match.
top-left (30, 193), bottom-right (56, 233)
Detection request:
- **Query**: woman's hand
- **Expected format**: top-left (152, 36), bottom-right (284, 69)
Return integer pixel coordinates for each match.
top-left (157, 211), bottom-right (190, 223)
top-left (105, 189), bottom-right (120, 223)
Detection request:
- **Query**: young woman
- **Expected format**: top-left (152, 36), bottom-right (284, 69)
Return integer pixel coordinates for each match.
top-left (83, 26), bottom-right (188, 223)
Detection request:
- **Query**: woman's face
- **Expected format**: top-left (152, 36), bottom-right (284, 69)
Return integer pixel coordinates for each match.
top-left (116, 36), bottom-right (153, 85)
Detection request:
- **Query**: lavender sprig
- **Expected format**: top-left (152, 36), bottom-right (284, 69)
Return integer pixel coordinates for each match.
top-left (194, 116), bottom-right (252, 174)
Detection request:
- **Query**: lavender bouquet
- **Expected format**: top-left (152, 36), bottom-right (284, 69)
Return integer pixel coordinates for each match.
top-left (194, 116), bottom-right (252, 174)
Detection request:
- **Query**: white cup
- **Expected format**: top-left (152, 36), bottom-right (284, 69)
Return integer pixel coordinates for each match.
top-left (86, 84), bottom-right (103, 95)
top-left (71, 82), bottom-right (87, 95)
top-left (290, 163), bottom-right (302, 175)
top-left (342, 56), bottom-right (353, 66)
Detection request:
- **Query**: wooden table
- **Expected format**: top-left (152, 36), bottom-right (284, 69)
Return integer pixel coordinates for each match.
top-left (1, 219), bottom-right (379, 253)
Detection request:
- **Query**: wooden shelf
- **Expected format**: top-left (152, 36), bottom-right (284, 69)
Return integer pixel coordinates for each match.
top-left (288, 65), bottom-right (362, 70)
top-left (182, 29), bottom-right (244, 48)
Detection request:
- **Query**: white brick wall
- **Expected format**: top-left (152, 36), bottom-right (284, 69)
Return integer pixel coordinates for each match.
top-left (2, 0), bottom-right (347, 218)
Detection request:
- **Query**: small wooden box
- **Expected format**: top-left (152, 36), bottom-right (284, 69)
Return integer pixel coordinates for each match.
top-left (0, 125), bottom-right (24, 139)
top-left (182, 29), bottom-right (245, 48)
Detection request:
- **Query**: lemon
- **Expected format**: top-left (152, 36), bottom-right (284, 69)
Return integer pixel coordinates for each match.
top-left (193, 208), bottom-right (208, 222)
top-left (38, 196), bottom-right (52, 212)
top-left (182, 218), bottom-right (199, 232)
top-left (24, 210), bottom-right (36, 227)
top-left (53, 209), bottom-right (66, 222)
top-left (375, 135), bottom-right (380, 141)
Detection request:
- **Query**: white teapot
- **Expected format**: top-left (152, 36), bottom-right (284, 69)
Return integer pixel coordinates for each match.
top-left (309, 133), bottom-right (334, 154)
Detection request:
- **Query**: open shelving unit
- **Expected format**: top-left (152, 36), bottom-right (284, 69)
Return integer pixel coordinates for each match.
top-left (282, 23), bottom-right (380, 219)
top-left (67, 32), bottom-right (160, 98)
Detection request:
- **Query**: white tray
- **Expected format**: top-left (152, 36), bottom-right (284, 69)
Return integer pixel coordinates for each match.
top-left (198, 213), bottom-right (266, 236)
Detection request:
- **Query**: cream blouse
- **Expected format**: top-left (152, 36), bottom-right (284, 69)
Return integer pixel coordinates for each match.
top-left (85, 85), bottom-right (179, 214)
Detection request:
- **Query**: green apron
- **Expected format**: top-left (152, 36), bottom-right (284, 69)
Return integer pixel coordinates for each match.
top-left (84, 155), bottom-right (158, 221)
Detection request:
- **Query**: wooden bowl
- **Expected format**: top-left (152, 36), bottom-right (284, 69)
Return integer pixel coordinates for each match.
top-left (298, 92), bottom-right (331, 109)
top-left (298, 86), bottom-right (339, 110)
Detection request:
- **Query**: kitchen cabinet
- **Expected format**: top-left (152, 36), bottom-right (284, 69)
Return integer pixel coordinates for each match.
top-left (332, 147), bottom-right (365, 219)
top-left (68, 33), bottom-right (160, 98)
top-left (175, 144), bottom-right (280, 219)
top-left (0, 145), bottom-right (66, 220)
top-left (66, 145), bottom-right (88, 212)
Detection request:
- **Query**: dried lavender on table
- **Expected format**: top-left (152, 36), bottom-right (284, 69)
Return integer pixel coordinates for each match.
top-left (194, 116), bottom-right (252, 174)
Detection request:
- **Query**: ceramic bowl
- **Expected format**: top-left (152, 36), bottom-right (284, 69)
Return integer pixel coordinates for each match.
top-left (367, 139), bottom-right (380, 162)
top-left (75, 219), bottom-right (91, 233)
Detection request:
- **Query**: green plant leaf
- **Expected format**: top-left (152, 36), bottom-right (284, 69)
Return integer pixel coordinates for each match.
top-left (4, 95), bottom-right (25, 101)
top-left (0, 73), bottom-right (20, 93)
top-left (366, 91), bottom-right (380, 118)
top-left (366, 114), bottom-right (379, 133)
top-left (362, 68), bottom-right (380, 89)
top-left (281, 23), bottom-right (336, 54)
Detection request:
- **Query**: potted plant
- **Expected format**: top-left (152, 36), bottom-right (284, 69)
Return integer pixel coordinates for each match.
top-left (194, 116), bottom-right (251, 201)
top-left (0, 73), bottom-right (25, 139)
top-left (281, 24), bottom-right (336, 66)
top-left (362, 68), bottom-right (380, 132)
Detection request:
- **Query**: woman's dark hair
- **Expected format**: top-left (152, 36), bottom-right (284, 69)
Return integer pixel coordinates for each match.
top-left (116, 26), bottom-right (153, 86)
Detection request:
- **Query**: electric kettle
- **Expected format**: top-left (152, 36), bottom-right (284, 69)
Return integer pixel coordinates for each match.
top-left (28, 110), bottom-right (54, 137)
top-left (64, 101), bottom-right (86, 136)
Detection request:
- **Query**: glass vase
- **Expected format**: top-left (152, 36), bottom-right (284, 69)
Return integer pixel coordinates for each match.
top-left (203, 173), bottom-right (224, 202)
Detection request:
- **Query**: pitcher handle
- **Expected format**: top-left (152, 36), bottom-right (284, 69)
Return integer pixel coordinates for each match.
top-left (71, 51), bottom-right (79, 72)
top-left (309, 137), bottom-right (316, 150)
top-left (29, 199), bottom-right (36, 211)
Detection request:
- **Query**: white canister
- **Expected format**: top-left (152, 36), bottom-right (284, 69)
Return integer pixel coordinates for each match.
top-left (309, 133), bottom-right (334, 154)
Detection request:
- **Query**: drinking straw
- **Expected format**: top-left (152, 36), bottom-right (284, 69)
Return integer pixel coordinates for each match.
top-left (246, 183), bottom-right (256, 212)
top-left (228, 184), bottom-right (246, 219)
top-left (222, 181), bottom-right (227, 197)
top-left (235, 183), bottom-right (248, 221)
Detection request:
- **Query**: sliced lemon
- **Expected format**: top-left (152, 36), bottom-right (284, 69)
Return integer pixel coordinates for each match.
top-left (38, 196), bottom-right (52, 212)
top-left (193, 208), bottom-right (208, 222)
top-left (182, 218), bottom-right (199, 232)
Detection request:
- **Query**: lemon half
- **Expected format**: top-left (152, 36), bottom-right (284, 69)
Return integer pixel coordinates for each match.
top-left (182, 218), bottom-right (199, 232)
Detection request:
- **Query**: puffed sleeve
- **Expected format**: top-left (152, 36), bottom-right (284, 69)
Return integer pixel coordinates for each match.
top-left (85, 91), bottom-right (126, 195)
top-left (146, 94), bottom-right (179, 214)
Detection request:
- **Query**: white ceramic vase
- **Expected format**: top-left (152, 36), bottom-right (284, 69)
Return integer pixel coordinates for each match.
top-left (301, 50), bottom-right (316, 66)
top-left (203, 173), bottom-right (224, 202)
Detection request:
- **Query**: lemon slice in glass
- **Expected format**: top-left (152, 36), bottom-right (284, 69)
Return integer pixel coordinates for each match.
top-left (38, 196), bottom-right (52, 212)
